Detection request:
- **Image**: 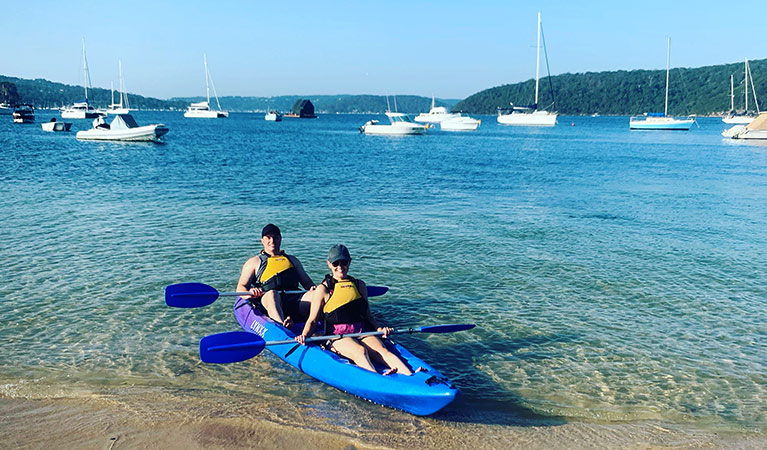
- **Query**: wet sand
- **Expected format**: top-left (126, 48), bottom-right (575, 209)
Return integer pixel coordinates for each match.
top-left (2, 396), bottom-right (766, 450)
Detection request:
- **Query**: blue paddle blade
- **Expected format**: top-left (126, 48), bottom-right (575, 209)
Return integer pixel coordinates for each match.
top-left (165, 282), bottom-right (220, 308)
top-left (366, 285), bottom-right (388, 297)
top-left (200, 331), bottom-right (266, 364)
top-left (417, 324), bottom-right (475, 334)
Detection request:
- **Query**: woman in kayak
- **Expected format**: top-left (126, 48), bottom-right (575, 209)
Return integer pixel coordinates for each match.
top-left (295, 244), bottom-right (413, 375)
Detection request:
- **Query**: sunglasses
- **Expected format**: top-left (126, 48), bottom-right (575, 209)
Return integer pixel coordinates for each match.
top-left (332, 260), bottom-right (350, 267)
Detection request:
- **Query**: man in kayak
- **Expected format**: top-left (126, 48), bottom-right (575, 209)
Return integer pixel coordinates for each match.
top-left (237, 224), bottom-right (315, 328)
top-left (295, 244), bottom-right (413, 375)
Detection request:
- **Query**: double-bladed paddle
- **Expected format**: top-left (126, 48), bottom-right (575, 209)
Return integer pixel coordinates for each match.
top-left (199, 324), bottom-right (476, 364)
top-left (165, 282), bottom-right (389, 308)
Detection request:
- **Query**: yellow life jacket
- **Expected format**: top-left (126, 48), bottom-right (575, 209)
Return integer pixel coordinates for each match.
top-left (322, 275), bottom-right (370, 332)
top-left (248, 251), bottom-right (300, 292)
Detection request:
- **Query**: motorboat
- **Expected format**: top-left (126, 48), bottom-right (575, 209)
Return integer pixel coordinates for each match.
top-left (62, 39), bottom-right (105, 119)
top-left (629, 38), bottom-right (694, 131)
top-left (498, 12), bottom-right (558, 126)
top-left (265, 110), bottom-right (282, 121)
top-left (722, 112), bottom-right (767, 140)
top-left (12, 104), bottom-right (34, 123)
top-left (106, 61), bottom-right (131, 115)
top-left (360, 112), bottom-right (427, 135)
top-left (62, 100), bottom-right (104, 119)
top-left (76, 114), bottom-right (168, 142)
top-left (440, 114), bottom-right (481, 131)
top-left (41, 118), bottom-right (72, 131)
top-left (185, 54), bottom-right (228, 118)
top-left (722, 58), bottom-right (759, 124)
top-left (0, 102), bottom-right (12, 115)
top-left (415, 96), bottom-right (455, 123)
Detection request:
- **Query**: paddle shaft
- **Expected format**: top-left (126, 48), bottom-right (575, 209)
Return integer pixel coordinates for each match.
top-left (206, 325), bottom-right (474, 351)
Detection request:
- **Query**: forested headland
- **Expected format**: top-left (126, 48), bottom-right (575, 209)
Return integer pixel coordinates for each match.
top-left (453, 59), bottom-right (766, 116)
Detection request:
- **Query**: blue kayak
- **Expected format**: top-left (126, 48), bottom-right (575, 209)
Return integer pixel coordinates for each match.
top-left (233, 297), bottom-right (458, 415)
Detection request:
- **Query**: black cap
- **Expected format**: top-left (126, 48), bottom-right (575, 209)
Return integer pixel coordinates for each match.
top-left (327, 244), bottom-right (352, 263)
top-left (261, 223), bottom-right (281, 237)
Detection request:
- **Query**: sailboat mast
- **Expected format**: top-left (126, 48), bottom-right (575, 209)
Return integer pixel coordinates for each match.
top-left (747, 59), bottom-right (760, 113)
top-left (118, 60), bottom-right (123, 108)
top-left (730, 75), bottom-right (735, 112)
top-left (744, 58), bottom-right (749, 112)
top-left (535, 12), bottom-right (541, 107)
top-left (664, 37), bottom-right (670, 117)
top-left (204, 54), bottom-right (211, 105)
top-left (82, 38), bottom-right (89, 101)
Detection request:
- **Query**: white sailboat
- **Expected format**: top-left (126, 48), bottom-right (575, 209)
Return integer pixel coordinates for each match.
top-left (629, 38), bottom-right (694, 130)
top-left (722, 112), bottom-right (767, 140)
top-left (497, 12), bottom-right (557, 126)
top-left (107, 60), bottom-right (131, 115)
top-left (185, 54), bottom-right (229, 118)
top-left (62, 39), bottom-right (104, 119)
top-left (722, 58), bottom-right (759, 124)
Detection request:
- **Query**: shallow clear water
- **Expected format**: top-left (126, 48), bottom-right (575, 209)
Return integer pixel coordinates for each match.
top-left (1, 112), bottom-right (765, 434)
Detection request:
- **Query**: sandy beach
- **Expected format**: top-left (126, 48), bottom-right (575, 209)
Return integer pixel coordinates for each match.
top-left (3, 395), bottom-right (766, 450)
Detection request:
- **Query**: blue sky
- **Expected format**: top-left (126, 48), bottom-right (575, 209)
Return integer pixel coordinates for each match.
top-left (2, 1), bottom-right (765, 100)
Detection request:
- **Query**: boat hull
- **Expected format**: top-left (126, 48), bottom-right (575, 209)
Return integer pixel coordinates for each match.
top-left (61, 110), bottom-right (103, 119)
top-left (629, 117), bottom-right (694, 130)
top-left (722, 116), bottom-right (755, 125)
top-left (184, 110), bottom-right (228, 118)
top-left (233, 297), bottom-right (458, 415)
top-left (41, 122), bottom-right (72, 132)
top-left (440, 117), bottom-right (480, 131)
top-left (76, 124), bottom-right (169, 141)
top-left (497, 111), bottom-right (557, 126)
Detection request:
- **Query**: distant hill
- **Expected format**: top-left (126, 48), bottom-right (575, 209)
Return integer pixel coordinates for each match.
top-left (0, 74), bottom-right (459, 113)
top-left (0, 75), bottom-right (187, 110)
top-left (170, 95), bottom-right (461, 114)
top-left (453, 58), bottom-right (766, 116)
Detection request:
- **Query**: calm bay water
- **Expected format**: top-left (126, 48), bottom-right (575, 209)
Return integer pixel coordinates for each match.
top-left (1, 112), bottom-right (766, 442)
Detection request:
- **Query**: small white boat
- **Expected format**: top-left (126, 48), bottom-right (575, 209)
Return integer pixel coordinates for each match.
top-left (12, 105), bottom-right (34, 123)
top-left (0, 102), bottom-right (13, 115)
top-left (629, 38), bottom-right (694, 131)
top-left (415, 96), bottom-right (455, 123)
top-left (360, 112), bottom-right (427, 135)
top-left (723, 112), bottom-right (767, 140)
top-left (76, 114), bottom-right (168, 142)
top-left (497, 12), bottom-right (558, 127)
top-left (41, 118), bottom-right (71, 132)
top-left (185, 54), bottom-right (228, 118)
top-left (440, 114), bottom-right (481, 131)
top-left (265, 111), bottom-right (282, 121)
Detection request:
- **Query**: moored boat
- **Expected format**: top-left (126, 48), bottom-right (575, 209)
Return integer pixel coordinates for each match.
top-left (76, 114), bottom-right (168, 142)
top-left (360, 112), bottom-right (427, 135)
top-left (185, 54), bottom-right (228, 118)
top-left (12, 104), bottom-right (35, 123)
top-left (233, 296), bottom-right (459, 415)
top-left (440, 114), bottom-right (481, 131)
top-left (629, 37), bottom-right (694, 131)
top-left (723, 112), bottom-right (767, 140)
top-left (41, 118), bottom-right (72, 131)
top-left (415, 96), bottom-right (456, 123)
top-left (265, 110), bottom-right (282, 121)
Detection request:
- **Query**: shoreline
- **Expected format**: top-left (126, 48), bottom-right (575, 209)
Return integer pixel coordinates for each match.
top-left (2, 396), bottom-right (766, 450)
